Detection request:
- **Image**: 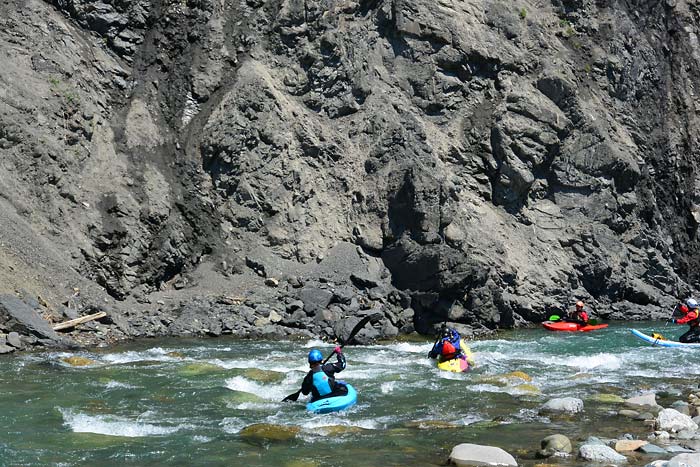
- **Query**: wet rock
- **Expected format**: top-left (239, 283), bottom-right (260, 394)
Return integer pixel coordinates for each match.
top-left (448, 443), bottom-right (518, 467)
top-left (578, 444), bottom-right (627, 463)
top-left (540, 397), bottom-right (584, 414)
top-left (239, 423), bottom-right (300, 443)
top-left (0, 344), bottom-right (14, 354)
top-left (538, 434), bottom-right (572, 458)
top-left (656, 408), bottom-right (699, 433)
top-left (590, 393), bottom-right (625, 404)
top-left (177, 362), bottom-right (225, 376)
top-left (62, 356), bottom-right (96, 366)
top-left (242, 368), bottom-right (285, 383)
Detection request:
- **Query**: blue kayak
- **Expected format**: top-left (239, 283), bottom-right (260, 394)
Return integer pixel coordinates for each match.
top-left (306, 384), bottom-right (357, 414)
top-left (631, 329), bottom-right (700, 348)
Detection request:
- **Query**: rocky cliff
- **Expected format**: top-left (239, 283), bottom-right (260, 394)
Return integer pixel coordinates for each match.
top-left (1, 0), bottom-right (699, 351)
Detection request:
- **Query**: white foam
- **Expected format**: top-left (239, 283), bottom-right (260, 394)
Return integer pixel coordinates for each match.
top-left (541, 353), bottom-right (622, 371)
top-left (380, 381), bottom-right (397, 394)
top-left (220, 417), bottom-right (246, 434)
top-left (230, 402), bottom-right (280, 411)
top-left (59, 408), bottom-right (182, 437)
top-left (298, 417), bottom-right (379, 431)
top-left (104, 381), bottom-right (138, 390)
top-left (99, 348), bottom-right (181, 365)
top-left (225, 376), bottom-right (289, 401)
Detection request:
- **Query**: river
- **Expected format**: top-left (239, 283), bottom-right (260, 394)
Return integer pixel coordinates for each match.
top-left (1, 321), bottom-right (696, 466)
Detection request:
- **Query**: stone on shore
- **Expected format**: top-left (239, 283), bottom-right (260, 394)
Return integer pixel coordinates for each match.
top-left (540, 397), bottom-right (584, 414)
top-left (638, 444), bottom-right (667, 454)
top-left (537, 434), bottom-right (572, 458)
top-left (449, 443), bottom-right (518, 466)
top-left (614, 440), bottom-right (647, 452)
top-left (579, 444), bottom-right (627, 463)
top-left (655, 408), bottom-right (699, 433)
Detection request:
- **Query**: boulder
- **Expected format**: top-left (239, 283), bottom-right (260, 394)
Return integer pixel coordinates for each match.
top-left (298, 287), bottom-right (333, 316)
top-left (538, 434), bottom-right (572, 458)
top-left (578, 444), bottom-right (627, 463)
top-left (0, 344), bottom-right (14, 354)
top-left (656, 408), bottom-right (699, 433)
top-left (540, 397), bottom-right (584, 414)
top-left (449, 443), bottom-right (518, 466)
top-left (0, 295), bottom-right (60, 341)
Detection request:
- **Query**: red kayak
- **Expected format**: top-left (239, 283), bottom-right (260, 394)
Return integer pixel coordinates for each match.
top-left (542, 321), bottom-right (608, 332)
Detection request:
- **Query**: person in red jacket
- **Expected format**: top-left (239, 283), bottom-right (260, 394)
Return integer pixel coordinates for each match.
top-left (564, 301), bottom-right (589, 326)
top-left (674, 298), bottom-right (700, 343)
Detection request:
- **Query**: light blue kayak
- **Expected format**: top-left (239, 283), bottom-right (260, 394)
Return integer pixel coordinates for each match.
top-left (630, 329), bottom-right (700, 348)
top-left (306, 384), bottom-right (357, 414)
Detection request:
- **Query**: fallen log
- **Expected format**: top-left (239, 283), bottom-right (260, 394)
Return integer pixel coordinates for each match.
top-left (53, 311), bottom-right (107, 331)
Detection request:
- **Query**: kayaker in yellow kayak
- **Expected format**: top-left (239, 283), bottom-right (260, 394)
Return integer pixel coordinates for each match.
top-left (428, 325), bottom-right (475, 369)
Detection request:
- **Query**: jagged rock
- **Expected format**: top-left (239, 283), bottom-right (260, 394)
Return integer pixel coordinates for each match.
top-left (0, 295), bottom-right (60, 342)
top-left (615, 440), bottom-right (648, 452)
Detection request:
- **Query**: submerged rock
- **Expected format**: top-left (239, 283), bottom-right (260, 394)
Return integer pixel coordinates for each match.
top-left (239, 423), bottom-right (300, 443)
top-left (242, 368), bottom-right (285, 383)
top-left (62, 356), bottom-right (96, 366)
top-left (449, 443), bottom-right (518, 467)
top-left (590, 393), bottom-right (625, 404)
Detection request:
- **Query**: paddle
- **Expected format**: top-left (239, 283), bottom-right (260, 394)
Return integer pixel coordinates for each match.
top-left (282, 314), bottom-right (377, 402)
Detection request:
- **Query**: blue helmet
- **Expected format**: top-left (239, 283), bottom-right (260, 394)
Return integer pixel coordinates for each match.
top-left (308, 349), bottom-right (323, 363)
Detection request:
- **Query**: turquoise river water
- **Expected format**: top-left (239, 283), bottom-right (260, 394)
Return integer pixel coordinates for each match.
top-left (1, 321), bottom-right (698, 467)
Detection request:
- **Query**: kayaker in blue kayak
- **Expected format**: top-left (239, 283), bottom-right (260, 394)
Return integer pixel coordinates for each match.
top-left (301, 347), bottom-right (348, 402)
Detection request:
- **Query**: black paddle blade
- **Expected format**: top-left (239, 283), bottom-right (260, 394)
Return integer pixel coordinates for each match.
top-left (342, 313), bottom-right (378, 346)
top-left (282, 390), bottom-right (301, 402)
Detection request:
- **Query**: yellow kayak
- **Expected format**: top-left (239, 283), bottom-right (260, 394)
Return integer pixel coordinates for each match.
top-left (436, 341), bottom-right (474, 373)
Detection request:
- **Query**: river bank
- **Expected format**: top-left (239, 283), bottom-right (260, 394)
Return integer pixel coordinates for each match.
top-left (2, 321), bottom-right (699, 466)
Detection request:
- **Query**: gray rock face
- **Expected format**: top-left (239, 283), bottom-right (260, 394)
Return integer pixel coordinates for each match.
top-left (449, 443), bottom-right (518, 467)
top-left (1, 0), bottom-right (700, 348)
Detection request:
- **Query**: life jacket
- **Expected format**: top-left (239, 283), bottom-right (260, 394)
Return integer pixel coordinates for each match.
top-left (678, 308), bottom-right (700, 327)
top-left (441, 340), bottom-right (457, 359)
top-left (312, 369), bottom-right (333, 397)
